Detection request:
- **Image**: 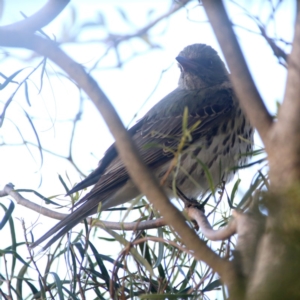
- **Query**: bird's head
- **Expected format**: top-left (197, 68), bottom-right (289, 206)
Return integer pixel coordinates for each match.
top-left (176, 44), bottom-right (229, 90)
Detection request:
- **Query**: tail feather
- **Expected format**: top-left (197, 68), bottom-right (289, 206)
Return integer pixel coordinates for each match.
top-left (66, 174), bottom-right (100, 196)
top-left (30, 198), bottom-right (99, 249)
top-left (66, 145), bottom-right (119, 196)
top-left (39, 218), bottom-right (88, 251)
top-left (32, 180), bottom-right (131, 250)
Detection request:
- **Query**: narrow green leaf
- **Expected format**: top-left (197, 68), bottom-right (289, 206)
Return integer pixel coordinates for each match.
top-left (61, 286), bottom-right (79, 300)
top-left (73, 243), bottom-right (85, 259)
top-left (153, 227), bottom-right (164, 269)
top-left (193, 157), bottom-right (215, 194)
top-left (202, 279), bottom-right (222, 292)
top-left (230, 178), bottom-right (241, 204)
top-left (182, 107), bottom-right (188, 131)
top-left (38, 277), bottom-right (46, 299)
top-left (180, 259), bottom-right (197, 291)
top-left (0, 200), bottom-right (15, 230)
top-left (88, 242), bottom-right (110, 289)
top-left (16, 264), bottom-right (29, 300)
top-left (0, 202), bottom-right (17, 276)
top-left (0, 250), bottom-right (30, 267)
top-left (15, 189), bottom-right (60, 206)
top-left (38, 57), bottom-right (47, 94)
top-left (24, 81), bottom-right (31, 106)
top-left (237, 174), bottom-right (263, 208)
top-left (58, 175), bottom-right (70, 194)
top-left (23, 110), bottom-right (43, 168)
top-left (24, 279), bottom-right (39, 297)
top-left (0, 68), bottom-right (24, 90)
top-left (102, 226), bottom-right (154, 276)
top-left (49, 272), bottom-right (64, 300)
top-left (140, 293), bottom-right (193, 299)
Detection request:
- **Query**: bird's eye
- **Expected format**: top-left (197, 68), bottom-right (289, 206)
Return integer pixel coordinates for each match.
top-left (201, 59), bottom-right (213, 68)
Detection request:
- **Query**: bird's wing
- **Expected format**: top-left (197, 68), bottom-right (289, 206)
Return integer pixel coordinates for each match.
top-left (82, 83), bottom-right (235, 202)
top-left (66, 121), bottom-right (143, 195)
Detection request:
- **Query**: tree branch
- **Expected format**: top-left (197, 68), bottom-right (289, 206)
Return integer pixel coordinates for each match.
top-left (202, 0), bottom-right (273, 144)
top-left (266, 4), bottom-right (300, 188)
top-left (2, 0), bottom-right (69, 33)
top-left (115, 0), bottom-right (191, 42)
top-left (258, 25), bottom-right (288, 67)
top-left (186, 207), bottom-right (236, 241)
top-left (1, 183), bottom-right (166, 231)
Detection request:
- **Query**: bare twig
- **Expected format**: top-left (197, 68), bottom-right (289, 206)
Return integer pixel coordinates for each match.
top-left (0, 59), bottom-right (45, 127)
top-left (230, 2), bottom-right (288, 69)
top-left (21, 220), bottom-right (56, 299)
top-left (3, 255), bottom-right (13, 300)
top-left (112, 0), bottom-right (191, 43)
top-left (258, 25), bottom-right (288, 67)
top-left (87, 0), bottom-right (191, 70)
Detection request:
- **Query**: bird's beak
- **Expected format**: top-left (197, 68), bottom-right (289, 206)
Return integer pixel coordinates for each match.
top-left (176, 56), bottom-right (197, 72)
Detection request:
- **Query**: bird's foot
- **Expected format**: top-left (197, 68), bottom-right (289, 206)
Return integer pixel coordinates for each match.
top-left (176, 188), bottom-right (205, 212)
top-left (182, 199), bottom-right (204, 231)
top-left (176, 188), bottom-right (208, 231)
top-left (184, 197), bottom-right (204, 211)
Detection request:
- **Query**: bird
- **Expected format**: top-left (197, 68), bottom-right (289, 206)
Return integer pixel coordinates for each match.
top-left (31, 44), bottom-right (253, 250)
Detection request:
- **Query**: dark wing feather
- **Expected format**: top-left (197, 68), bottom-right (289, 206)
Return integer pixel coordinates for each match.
top-left (80, 84), bottom-right (234, 201)
top-left (66, 121), bottom-right (144, 195)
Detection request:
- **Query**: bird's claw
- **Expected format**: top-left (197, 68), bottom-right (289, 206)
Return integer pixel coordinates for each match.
top-left (183, 197), bottom-right (205, 213)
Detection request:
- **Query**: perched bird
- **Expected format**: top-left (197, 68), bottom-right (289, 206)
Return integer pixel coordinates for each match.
top-left (31, 44), bottom-right (253, 249)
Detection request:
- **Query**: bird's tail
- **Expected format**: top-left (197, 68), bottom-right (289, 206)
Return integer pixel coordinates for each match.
top-left (30, 196), bottom-right (104, 250)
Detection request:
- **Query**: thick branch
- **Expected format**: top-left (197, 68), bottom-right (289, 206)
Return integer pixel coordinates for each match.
top-left (0, 31), bottom-right (237, 286)
top-left (266, 4), bottom-right (300, 188)
top-left (202, 0), bottom-right (273, 144)
top-left (2, 0), bottom-right (69, 33)
top-left (1, 0), bottom-right (70, 32)
top-left (186, 207), bottom-right (236, 241)
top-left (187, 203), bottom-right (266, 281)
top-left (1, 183), bottom-right (166, 231)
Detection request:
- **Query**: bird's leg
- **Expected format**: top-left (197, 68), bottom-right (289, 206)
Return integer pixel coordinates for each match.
top-left (176, 187), bottom-right (205, 211)
top-left (176, 188), bottom-right (207, 231)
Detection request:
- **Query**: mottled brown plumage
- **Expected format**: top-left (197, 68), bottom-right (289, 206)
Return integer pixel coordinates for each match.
top-left (31, 44), bottom-right (253, 250)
